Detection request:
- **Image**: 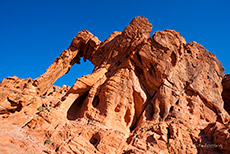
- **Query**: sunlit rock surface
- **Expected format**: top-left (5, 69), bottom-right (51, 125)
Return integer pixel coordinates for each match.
top-left (0, 17), bottom-right (229, 154)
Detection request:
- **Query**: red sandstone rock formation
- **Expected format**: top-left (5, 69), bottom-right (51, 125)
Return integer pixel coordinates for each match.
top-left (0, 17), bottom-right (230, 154)
top-left (222, 74), bottom-right (230, 114)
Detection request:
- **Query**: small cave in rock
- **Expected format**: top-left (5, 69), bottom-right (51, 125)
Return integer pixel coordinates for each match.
top-left (67, 90), bottom-right (89, 120)
top-left (124, 108), bottom-right (131, 126)
top-left (92, 95), bottom-right (100, 108)
top-left (170, 51), bottom-right (177, 66)
top-left (89, 133), bottom-right (101, 148)
top-left (169, 106), bottom-right (174, 112)
top-left (146, 135), bottom-right (157, 145)
top-left (7, 97), bottom-right (23, 113)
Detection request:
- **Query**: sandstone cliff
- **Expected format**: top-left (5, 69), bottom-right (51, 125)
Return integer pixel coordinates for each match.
top-left (0, 17), bottom-right (230, 154)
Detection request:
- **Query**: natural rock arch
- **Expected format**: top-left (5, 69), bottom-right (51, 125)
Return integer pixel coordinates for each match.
top-left (1, 16), bottom-right (230, 154)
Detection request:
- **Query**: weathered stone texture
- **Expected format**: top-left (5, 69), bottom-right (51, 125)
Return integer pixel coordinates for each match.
top-left (0, 17), bottom-right (229, 154)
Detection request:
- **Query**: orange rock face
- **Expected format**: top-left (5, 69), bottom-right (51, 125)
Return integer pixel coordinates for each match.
top-left (0, 17), bottom-right (230, 154)
top-left (223, 74), bottom-right (230, 115)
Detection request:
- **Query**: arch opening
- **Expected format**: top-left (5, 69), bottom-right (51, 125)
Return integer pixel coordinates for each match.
top-left (54, 57), bottom-right (94, 87)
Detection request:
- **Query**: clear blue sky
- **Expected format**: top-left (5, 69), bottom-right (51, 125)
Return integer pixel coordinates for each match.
top-left (1, 0), bottom-right (229, 86)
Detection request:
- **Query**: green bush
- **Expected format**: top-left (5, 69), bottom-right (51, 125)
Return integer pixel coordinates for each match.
top-left (37, 107), bottom-right (44, 112)
top-left (44, 139), bottom-right (52, 145)
top-left (186, 128), bottom-right (193, 133)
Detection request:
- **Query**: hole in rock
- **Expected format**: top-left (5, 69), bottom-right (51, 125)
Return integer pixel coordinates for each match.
top-left (67, 90), bottom-right (89, 120)
top-left (146, 135), bottom-right (157, 144)
top-left (114, 104), bottom-right (121, 112)
top-left (136, 53), bottom-right (143, 65)
top-left (7, 98), bottom-right (22, 113)
top-left (92, 95), bottom-right (100, 108)
top-left (122, 150), bottom-right (135, 154)
top-left (124, 108), bottom-right (131, 126)
top-left (55, 147), bottom-right (59, 152)
top-left (170, 51), bottom-right (177, 66)
top-left (167, 127), bottom-right (170, 140)
top-left (89, 133), bottom-right (100, 148)
top-left (187, 50), bottom-right (192, 54)
top-left (54, 57), bottom-right (94, 87)
top-left (175, 99), bottom-right (179, 105)
top-left (169, 106), bottom-right (174, 112)
top-left (145, 103), bottom-right (154, 120)
top-left (134, 65), bottom-right (143, 77)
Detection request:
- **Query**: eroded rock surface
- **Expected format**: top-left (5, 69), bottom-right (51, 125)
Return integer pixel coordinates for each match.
top-left (222, 74), bottom-right (230, 114)
top-left (0, 17), bottom-right (230, 154)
